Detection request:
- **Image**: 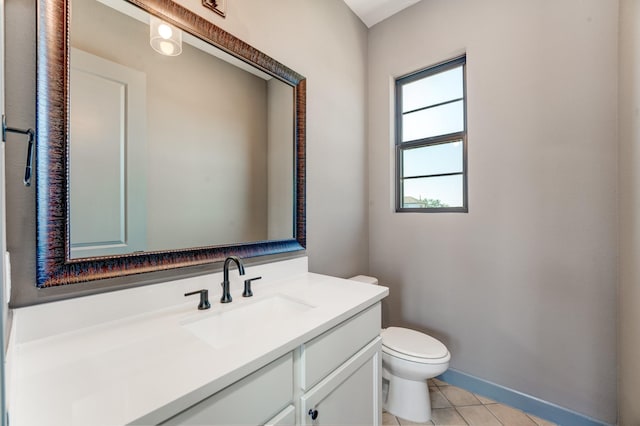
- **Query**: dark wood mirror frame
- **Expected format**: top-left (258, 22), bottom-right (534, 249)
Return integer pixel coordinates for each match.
top-left (36, 0), bottom-right (306, 288)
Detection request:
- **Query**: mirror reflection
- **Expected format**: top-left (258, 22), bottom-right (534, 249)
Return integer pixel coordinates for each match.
top-left (69, 0), bottom-right (295, 259)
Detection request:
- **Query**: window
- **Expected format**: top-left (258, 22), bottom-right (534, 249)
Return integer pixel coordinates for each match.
top-left (396, 55), bottom-right (467, 212)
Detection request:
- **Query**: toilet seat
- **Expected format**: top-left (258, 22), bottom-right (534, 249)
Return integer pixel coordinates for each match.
top-left (382, 327), bottom-right (450, 363)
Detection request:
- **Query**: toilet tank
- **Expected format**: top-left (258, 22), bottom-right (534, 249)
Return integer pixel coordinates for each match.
top-left (349, 275), bottom-right (378, 285)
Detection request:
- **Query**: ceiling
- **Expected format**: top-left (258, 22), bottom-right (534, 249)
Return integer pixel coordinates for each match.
top-left (343, 0), bottom-right (422, 28)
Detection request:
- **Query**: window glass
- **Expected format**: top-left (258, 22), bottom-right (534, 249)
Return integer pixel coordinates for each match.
top-left (402, 175), bottom-right (464, 208)
top-left (402, 67), bottom-right (463, 112)
top-left (402, 100), bottom-right (464, 142)
top-left (402, 141), bottom-right (463, 177)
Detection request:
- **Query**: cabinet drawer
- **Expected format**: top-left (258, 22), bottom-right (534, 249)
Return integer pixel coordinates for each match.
top-left (265, 404), bottom-right (295, 425)
top-left (160, 353), bottom-right (293, 425)
top-left (301, 303), bottom-right (380, 390)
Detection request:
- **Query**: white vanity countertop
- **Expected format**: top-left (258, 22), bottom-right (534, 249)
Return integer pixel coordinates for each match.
top-left (8, 259), bottom-right (388, 426)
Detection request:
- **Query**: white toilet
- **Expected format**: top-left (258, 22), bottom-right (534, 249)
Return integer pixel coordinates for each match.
top-left (349, 276), bottom-right (451, 423)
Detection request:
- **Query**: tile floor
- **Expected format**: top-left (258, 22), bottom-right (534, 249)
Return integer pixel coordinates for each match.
top-left (382, 378), bottom-right (557, 426)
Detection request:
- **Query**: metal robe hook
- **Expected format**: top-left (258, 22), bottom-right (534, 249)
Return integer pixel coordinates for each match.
top-left (2, 114), bottom-right (35, 186)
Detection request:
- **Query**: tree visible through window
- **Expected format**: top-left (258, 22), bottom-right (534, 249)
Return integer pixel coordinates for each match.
top-left (396, 55), bottom-right (467, 213)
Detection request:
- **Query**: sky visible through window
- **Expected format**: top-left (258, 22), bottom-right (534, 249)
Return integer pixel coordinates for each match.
top-left (402, 67), bottom-right (463, 111)
top-left (402, 142), bottom-right (463, 206)
top-left (400, 65), bottom-right (464, 208)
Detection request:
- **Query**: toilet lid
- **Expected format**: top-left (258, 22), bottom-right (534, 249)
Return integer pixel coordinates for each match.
top-left (381, 327), bottom-right (449, 359)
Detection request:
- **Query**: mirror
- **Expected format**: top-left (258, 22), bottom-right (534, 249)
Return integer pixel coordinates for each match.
top-left (36, 0), bottom-right (306, 287)
top-left (69, 0), bottom-right (295, 258)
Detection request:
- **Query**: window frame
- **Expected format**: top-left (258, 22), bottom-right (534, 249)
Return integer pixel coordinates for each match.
top-left (395, 55), bottom-right (468, 213)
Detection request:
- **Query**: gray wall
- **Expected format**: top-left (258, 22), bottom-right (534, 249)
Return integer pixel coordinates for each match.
top-left (1, 1), bottom-right (9, 421)
top-left (367, 0), bottom-right (618, 423)
top-left (619, 0), bottom-right (640, 423)
top-left (5, 0), bottom-right (36, 306)
top-left (4, 0), bottom-right (369, 306)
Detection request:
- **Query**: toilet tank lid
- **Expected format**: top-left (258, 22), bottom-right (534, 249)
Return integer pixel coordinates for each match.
top-left (349, 275), bottom-right (378, 285)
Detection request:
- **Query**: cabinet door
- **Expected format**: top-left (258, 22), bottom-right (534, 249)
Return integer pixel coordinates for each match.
top-left (300, 338), bottom-right (381, 426)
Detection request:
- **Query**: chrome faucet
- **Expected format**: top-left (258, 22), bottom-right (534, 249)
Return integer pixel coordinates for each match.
top-left (220, 256), bottom-right (245, 303)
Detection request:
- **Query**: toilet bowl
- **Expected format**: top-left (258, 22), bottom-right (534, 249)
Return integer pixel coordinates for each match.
top-left (349, 276), bottom-right (451, 423)
top-left (381, 327), bottom-right (450, 422)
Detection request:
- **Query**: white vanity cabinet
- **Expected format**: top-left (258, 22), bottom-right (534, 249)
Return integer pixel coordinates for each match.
top-left (10, 260), bottom-right (390, 426)
top-left (298, 304), bottom-right (382, 425)
top-left (158, 303), bottom-right (382, 426)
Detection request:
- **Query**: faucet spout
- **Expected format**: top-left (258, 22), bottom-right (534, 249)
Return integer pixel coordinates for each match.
top-left (221, 256), bottom-right (245, 303)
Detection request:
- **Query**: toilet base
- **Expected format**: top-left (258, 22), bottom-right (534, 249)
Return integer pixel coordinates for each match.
top-left (383, 369), bottom-right (432, 423)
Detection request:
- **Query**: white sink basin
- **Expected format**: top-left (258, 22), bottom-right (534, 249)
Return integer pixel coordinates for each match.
top-left (181, 295), bottom-right (315, 349)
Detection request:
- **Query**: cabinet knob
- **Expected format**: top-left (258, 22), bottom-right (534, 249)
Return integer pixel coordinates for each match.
top-left (308, 409), bottom-right (319, 420)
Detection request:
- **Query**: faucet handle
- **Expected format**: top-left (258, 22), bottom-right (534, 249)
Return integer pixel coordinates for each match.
top-left (243, 276), bottom-right (262, 297)
top-left (184, 289), bottom-right (211, 310)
